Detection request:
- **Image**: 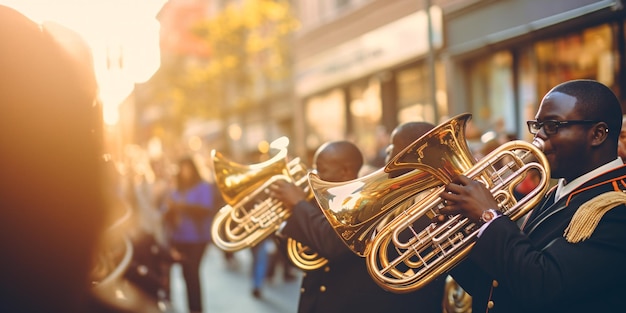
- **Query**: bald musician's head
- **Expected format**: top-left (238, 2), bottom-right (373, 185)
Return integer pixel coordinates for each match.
top-left (313, 141), bottom-right (363, 182)
top-left (387, 122), bottom-right (435, 163)
top-left (386, 122), bottom-right (435, 178)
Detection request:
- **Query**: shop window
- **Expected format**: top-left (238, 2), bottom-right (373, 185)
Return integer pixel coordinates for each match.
top-left (396, 63), bottom-right (434, 123)
top-left (349, 77), bottom-right (382, 167)
top-left (465, 50), bottom-right (515, 141)
top-left (397, 65), bottom-right (429, 109)
top-left (534, 24), bottom-right (616, 97)
top-left (305, 88), bottom-right (346, 150)
top-left (517, 46), bottom-right (539, 142)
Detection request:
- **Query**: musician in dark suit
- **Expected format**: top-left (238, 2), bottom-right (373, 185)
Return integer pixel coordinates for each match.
top-left (271, 138), bottom-right (444, 313)
top-left (439, 79), bottom-right (626, 312)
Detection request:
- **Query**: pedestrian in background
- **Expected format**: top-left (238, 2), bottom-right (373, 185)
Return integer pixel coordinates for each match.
top-left (123, 157), bottom-right (176, 301)
top-left (162, 156), bottom-right (217, 313)
top-left (250, 238), bottom-right (271, 298)
top-left (265, 239), bottom-right (297, 284)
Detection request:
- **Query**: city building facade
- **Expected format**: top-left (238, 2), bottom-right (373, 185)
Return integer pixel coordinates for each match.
top-left (290, 0), bottom-right (626, 164)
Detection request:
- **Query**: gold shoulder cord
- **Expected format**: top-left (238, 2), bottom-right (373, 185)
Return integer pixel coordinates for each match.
top-left (563, 191), bottom-right (626, 243)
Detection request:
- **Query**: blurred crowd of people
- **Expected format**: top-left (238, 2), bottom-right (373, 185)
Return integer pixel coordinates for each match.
top-left (118, 149), bottom-right (302, 312)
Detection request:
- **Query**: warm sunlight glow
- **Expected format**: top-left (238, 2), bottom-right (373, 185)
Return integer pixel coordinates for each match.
top-left (0, 0), bottom-right (167, 125)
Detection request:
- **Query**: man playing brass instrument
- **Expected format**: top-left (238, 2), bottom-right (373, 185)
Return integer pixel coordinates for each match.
top-left (439, 79), bottom-right (626, 312)
top-left (271, 131), bottom-right (445, 312)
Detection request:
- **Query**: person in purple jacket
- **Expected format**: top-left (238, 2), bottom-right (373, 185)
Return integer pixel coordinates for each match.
top-left (163, 156), bottom-right (216, 313)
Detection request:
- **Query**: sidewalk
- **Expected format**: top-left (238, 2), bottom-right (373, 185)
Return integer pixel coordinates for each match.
top-left (170, 244), bottom-right (301, 313)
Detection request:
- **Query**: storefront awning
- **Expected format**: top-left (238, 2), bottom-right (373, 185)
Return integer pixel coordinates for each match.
top-left (446, 0), bottom-right (620, 56)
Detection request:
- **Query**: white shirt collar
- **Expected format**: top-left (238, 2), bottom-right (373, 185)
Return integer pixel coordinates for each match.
top-left (555, 157), bottom-right (624, 203)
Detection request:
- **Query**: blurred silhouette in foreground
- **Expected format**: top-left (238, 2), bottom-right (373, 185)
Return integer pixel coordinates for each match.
top-left (0, 5), bottom-right (175, 313)
top-left (0, 4), bottom-right (105, 313)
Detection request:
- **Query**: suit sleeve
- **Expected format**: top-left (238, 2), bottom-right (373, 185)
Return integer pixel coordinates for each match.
top-left (469, 206), bottom-right (626, 309)
top-left (281, 200), bottom-right (353, 260)
top-left (449, 258), bottom-right (492, 308)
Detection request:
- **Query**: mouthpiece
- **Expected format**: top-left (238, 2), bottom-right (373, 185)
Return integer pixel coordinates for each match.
top-left (532, 137), bottom-right (545, 151)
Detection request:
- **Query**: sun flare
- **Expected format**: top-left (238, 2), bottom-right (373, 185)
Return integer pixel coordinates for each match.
top-left (0, 0), bottom-right (167, 125)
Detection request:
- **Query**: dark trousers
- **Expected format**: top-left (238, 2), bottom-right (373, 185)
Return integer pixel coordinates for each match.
top-left (172, 242), bottom-right (207, 312)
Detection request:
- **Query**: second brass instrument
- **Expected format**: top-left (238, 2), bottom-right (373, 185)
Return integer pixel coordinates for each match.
top-left (310, 113), bottom-right (550, 292)
top-left (210, 137), bottom-right (327, 271)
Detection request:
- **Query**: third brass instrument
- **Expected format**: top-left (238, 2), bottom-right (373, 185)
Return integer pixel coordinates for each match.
top-left (309, 113), bottom-right (550, 293)
top-left (211, 137), bottom-right (327, 271)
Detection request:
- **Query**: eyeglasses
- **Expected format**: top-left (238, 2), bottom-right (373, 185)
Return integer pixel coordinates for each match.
top-left (526, 120), bottom-right (599, 135)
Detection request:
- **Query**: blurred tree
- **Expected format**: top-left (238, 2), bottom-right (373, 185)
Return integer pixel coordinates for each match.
top-left (191, 0), bottom-right (299, 115)
top-left (141, 0), bottom-right (298, 151)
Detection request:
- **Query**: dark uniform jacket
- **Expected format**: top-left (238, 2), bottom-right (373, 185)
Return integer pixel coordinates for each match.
top-left (451, 164), bottom-right (626, 313)
top-left (282, 199), bottom-right (445, 313)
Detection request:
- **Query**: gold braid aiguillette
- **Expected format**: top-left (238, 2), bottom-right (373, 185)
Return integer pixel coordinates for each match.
top-left (564, 191), bottom-right (626, 243)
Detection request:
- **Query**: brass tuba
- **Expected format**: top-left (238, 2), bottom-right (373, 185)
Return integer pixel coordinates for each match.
top-left (211, 137), bottom-right (328, 271)
top-left (307, 157), bottom-right (441, 257)
top-left (310, 113), bottom-right (550, 293)
top-left (307, 114), bottom-right (475, 258)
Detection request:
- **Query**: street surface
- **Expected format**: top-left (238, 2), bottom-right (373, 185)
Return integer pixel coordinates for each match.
top-left (170, 244), bottom-right (301, 313)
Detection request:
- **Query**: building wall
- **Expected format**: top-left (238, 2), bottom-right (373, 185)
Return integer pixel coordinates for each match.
top-left (290, 0), bottom-right (626, 164)
top-left (292, 0), bottom-right (453, 162)
top-left (444, 0), bottom-right (624, 144)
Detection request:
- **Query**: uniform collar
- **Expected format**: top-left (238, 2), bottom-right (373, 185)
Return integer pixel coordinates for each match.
top-left (555, 157), bottom-right (624, 203)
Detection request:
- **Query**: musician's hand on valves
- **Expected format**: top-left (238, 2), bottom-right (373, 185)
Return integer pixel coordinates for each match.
top-left (437, 175), bottom-right (500, 224)
top-left (269, 180), bottom-right (307, 208)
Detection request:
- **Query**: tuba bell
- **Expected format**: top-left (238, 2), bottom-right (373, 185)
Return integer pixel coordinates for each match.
top-left (307, 158), bottom-right (441, 257)
top-left (309, 113), bottom-right (551, 293)
top-left (211, 137), bottom-right (328, 271)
